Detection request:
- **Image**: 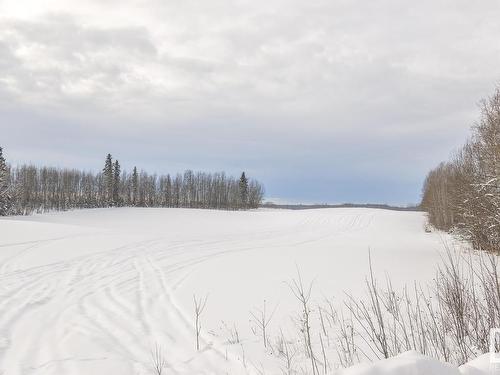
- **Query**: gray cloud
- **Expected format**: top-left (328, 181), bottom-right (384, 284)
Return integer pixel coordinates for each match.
top-left (1, 0), bottom-right (500, 204)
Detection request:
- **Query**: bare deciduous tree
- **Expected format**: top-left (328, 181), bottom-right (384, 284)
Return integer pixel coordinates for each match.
top-left (0, 146), bottom-right (12, 216)
top-left (1, 151), bottom-right (265, 215)
top-left (422, 87), bottom-right (500, 253)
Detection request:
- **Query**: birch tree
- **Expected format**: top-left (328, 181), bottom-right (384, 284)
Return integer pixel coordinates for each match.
top-left (422, 86), bottom-right (500, 252)
top-left (113, 159), bottom-right (121, 206)
top-left (5, 158), bottom-right (265, 214)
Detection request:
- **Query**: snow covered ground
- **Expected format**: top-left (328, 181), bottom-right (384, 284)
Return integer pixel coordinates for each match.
top-left (0, 208), bottom-right (492, 374)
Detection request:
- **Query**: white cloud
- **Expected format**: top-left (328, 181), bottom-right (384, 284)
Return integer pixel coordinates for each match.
top-left (1, 0), bottom-right (500, 203)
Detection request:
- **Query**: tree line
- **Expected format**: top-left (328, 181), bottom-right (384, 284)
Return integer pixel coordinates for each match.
top-left (0, 150), bottom-right (264, 215)
top-left (421, 87), bottom-right (500, 252)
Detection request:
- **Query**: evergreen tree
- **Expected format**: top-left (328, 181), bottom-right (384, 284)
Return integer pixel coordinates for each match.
top-left (132, 166), bottom-right (138, 206)
top-left (113, 160), bottom-right (121, 206)
top-left (0, 147), bottom-right (11, 215)
top-left (239, 172), bottom-right (248, 209)
top-left (103, 154), bottom-right (114, 206)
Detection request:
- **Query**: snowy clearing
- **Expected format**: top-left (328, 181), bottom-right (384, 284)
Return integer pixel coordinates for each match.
top-left (0, 208), bottom-right (490, 374)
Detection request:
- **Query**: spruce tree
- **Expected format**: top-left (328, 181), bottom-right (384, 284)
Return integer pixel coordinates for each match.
top-left (239, 172), bottom-right (249, 209)
top-left (103, 154), bottom-right (114, 206)
top-left (0, 147), bottom-right (11, 215)
top-left (113, 160), bottom-right (121, 206)
top-left (132, 166), bottom-right (138, 206)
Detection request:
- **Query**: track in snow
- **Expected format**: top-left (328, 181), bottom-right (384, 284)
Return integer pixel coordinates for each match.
top-left (0, 208), bottom-right (445, 375)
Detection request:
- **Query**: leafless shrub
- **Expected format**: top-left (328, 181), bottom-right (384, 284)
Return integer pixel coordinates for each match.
top-left (221, 320), bottom-right (240, 344)
top-left (206, 248), bottom-right (498, 372)
top-left (150, 343), bottom-right (167, 375)
top-left (275, 329), bottom-right (298, 375)
top-left (250, 300), bottom-right (278, 349)
top-left (344, 250), bottom-right (389, 360)
top-left (341, 247), bottom-right (500, 365)
top-left (194, 294), bottom-right (208, 351)
top-left (288, 269), bottom-right (319, 375)
top-left (335, 308), bottom-right (359, 367)
top-left (318, 332), bottom-right (328, 374)
top-left (240, 342), bottom-right (247, 369)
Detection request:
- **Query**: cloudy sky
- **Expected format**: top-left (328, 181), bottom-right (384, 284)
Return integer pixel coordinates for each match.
top-left (1, 0), bottom-right (500, 204)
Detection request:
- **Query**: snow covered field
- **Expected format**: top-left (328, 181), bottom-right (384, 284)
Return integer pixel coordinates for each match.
top-left (0, 208), bottom-right (491, 374)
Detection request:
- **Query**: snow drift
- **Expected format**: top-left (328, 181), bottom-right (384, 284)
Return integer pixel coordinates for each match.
top-left (0, 208), bottom-right (492, 374)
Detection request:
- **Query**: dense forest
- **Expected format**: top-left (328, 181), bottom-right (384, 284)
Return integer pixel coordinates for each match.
top-left (0, 150), bottom-right (264, 215)
top-left (421, 87), bottom-right (500, 253)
